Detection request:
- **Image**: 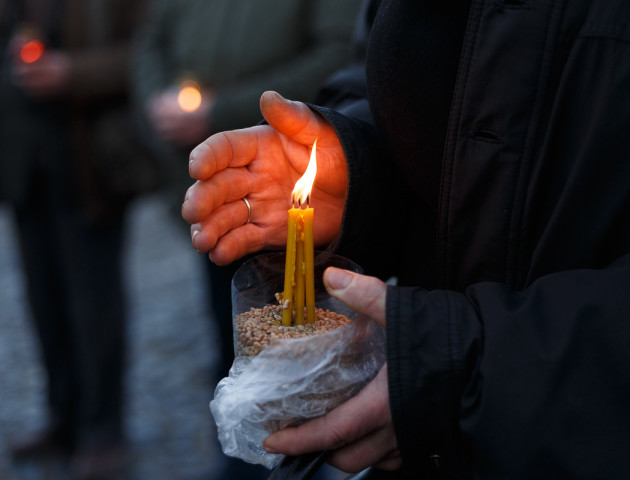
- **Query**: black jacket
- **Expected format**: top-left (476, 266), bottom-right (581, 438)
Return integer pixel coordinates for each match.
top-left (317, 0), bottom-right (630, 478)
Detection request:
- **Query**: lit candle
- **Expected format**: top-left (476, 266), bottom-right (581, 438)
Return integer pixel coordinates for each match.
top-left (15, 25), bottom-right (45, 64)
top-left (303, 207), bottom-right (315, 323)
top-left (282, 209), bottom-right (299, 326)
top-left (19, 39), bottom-right (44, 64)
top-left (177, 80), bottom-right (202, 112)
top-left (294, 218), bottom-right (306, 325)
top-left (282, 140), bottom-right (318, 326)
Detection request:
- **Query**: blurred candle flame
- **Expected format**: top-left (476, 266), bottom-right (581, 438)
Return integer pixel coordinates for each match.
top-left (292, 139), bottom-right (318, 206)
top-left (177, 82), bottom-right (202, 112)
top-left (20, 40), bottom-right (44, 64)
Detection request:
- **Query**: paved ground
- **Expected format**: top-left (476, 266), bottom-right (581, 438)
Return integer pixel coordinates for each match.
top-left (0, 194), bottom-right (221, 479)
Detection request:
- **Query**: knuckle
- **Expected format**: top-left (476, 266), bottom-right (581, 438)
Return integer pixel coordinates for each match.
top-left (328, 453), bottom-right (365, 474)
top-left (324, 422), bottom-right (348, 450)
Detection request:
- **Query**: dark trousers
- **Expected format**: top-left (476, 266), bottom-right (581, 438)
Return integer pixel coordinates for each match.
top-left (13, 170), bottom-right (127, 448)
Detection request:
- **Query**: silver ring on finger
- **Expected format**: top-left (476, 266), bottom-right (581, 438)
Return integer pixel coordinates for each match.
top-left (242, 197), bottom-right (251, 225)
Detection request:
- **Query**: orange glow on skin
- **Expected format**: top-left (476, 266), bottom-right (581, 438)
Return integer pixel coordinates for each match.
top-left (20, 40), bottom-right (44, 64)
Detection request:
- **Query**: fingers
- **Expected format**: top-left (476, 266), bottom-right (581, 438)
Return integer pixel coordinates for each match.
top-left (189, 127), bottom-right (261, 181)
top-left (260, 91), bottom-right (327, 144)
top-left (190, 92), bottom-right (325, 182)
top-left (190, 196), bottom-right (267, 265)
top-left (182, 166), bottom-right (250, 224)
top-left (190, 198), bottom-right (251, 252)
top-left (208, 223), bottom-right (266, 266)
top-left (327, 423), bottom-right (400, 473)
top-left (373, 453), bottom-right (403, 471)
top-left (263, 366), bottom-right (397, 473)
top-left (323, 268), bottom-right (387, 328)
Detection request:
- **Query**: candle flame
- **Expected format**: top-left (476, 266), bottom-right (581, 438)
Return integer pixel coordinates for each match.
top-left (292, 139), bottom-right (317, 206)
top-left (20, 40), bottom-right (44, 64)
top-left (178, 82), bottom-right (202, 112)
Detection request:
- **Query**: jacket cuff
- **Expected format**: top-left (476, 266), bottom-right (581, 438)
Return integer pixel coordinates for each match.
top-left (307, 105), bottom-right (404, 280)
top-left (387, 285), bottom-right (478, 478)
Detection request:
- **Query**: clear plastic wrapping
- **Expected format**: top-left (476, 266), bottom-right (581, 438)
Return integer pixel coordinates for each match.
top-left (209, 252), bottom-right (386, 468)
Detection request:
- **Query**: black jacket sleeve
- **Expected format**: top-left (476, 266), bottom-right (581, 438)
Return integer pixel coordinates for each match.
top-left (388, 253), bottom-right (630, 479)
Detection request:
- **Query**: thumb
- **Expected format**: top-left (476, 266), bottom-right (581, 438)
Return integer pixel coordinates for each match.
top-left (323, 267), bottom-right (387, 329)
top-left (259, 90), bottom-right (322, 143)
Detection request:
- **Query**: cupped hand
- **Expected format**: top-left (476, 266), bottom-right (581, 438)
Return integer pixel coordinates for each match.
top-left (263, 268), bottom-right (401, 473)
top-left (181, 91), bottom-right (347, 265)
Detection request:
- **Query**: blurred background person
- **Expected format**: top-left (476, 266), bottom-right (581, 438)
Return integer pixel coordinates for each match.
top-left (0, 0), bottom-right (149, 479)
top-left (130, 0), bottom-right (363, 477)
top-left (132, 0), bottom-right (363, 403)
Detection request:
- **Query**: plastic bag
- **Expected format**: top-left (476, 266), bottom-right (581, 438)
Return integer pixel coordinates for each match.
top-left (210, 315), bottom-right (386, 468)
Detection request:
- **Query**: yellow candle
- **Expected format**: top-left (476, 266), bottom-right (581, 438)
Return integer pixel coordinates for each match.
top-left (282, 209), bottom-right (299, 326)
top-left (303, 207), bottom-right (315, 323)
top-left (294, 216), bottom-right (306, 325)
top-left (281, 139), bottom-right (318, 326)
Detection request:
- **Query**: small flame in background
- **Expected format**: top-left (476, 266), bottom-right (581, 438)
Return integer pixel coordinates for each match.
top-left (20, 40), bottom-right (44, 63)
top-left (177, 81), bottom-right (202, 112)
top-left (292, 139), bottom-right (318, 206)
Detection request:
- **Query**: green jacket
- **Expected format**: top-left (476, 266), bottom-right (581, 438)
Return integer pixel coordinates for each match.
top-left (132, 0), bottom-right (363, 134)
